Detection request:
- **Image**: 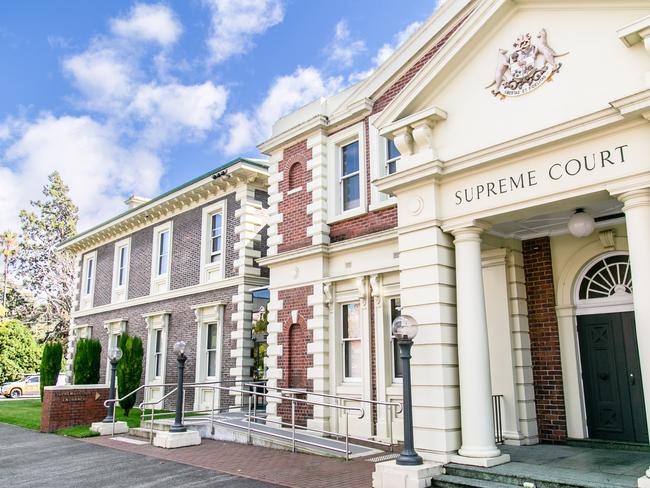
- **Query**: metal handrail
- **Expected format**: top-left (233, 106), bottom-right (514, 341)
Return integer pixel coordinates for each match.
top-left (251, 383), bottom-right (402, 446)
top-left (173, 382), bottom-right (364, 459)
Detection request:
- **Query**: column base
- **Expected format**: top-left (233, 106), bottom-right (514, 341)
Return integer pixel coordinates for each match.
top-left (449, 453), bottom-right (510, 468)
top-left (372, 460), bottom-right (442, 488)
top-left (90, 421), bottom-right (128, 436)
top-left (153, 430), bottom-right (201, 449)
top-left (637, 468), bottom-right (650, 488)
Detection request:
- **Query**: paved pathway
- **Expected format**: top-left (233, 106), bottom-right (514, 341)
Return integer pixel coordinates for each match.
top-left (84, 432), bottom-right (376, 488)
top-left (0, 423), bottom-right (281, 487)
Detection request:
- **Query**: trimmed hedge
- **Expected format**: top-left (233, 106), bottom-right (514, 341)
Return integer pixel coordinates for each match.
top-left (40, 342), bottom-right (63, 400)
top-left (73, 338), bottom-right (102, 385)
top-left (117, 334), bottom-right (144, 417)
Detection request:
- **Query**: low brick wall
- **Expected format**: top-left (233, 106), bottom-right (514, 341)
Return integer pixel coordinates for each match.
top-left (41, 385), bottom-right (109, 433)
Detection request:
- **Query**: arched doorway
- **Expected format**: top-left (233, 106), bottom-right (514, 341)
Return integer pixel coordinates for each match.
top-left (575, 252), bottom-right (648, 443)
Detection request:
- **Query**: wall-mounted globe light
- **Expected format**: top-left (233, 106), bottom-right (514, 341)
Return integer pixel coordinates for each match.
top-left (568, 209), bottom-right (595, 238)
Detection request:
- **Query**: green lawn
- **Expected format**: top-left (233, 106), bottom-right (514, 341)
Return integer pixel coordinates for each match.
top-left (0, 399), bottom-right (150, 438)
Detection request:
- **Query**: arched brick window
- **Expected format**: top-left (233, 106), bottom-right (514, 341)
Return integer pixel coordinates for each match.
top-left (287, 323), bottom-right (306, 388)
top-left (288, 162), bottom-right (302, 191)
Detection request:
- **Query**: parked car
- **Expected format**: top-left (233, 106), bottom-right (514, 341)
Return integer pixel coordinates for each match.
top-left (1, 374), bottom-right (66, 398)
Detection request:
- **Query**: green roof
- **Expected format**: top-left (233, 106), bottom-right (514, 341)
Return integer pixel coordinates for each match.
top-left (60, 157), bottom-right (269, 248)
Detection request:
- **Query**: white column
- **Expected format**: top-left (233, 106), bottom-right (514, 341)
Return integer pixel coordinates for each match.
top-left (619, 189), bottom-right (650, 488)
top-left (451, 226), bottom-right (501, 460)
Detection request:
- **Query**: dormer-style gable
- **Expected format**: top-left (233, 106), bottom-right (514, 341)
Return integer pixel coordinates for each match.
top-left (373, 0), bottom-right (650, 181)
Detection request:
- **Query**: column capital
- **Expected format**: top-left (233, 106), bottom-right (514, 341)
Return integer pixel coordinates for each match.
top-left (445, 221), bottom-right (491, 242)
top-left (617, 188), bottom-right (650, 212)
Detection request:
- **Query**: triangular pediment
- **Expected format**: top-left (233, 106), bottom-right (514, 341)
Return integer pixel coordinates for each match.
top-left (372, 0), bottom-right (650, 163)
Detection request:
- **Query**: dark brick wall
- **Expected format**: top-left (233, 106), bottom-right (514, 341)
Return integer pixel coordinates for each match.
top-left (41, 386), bottom-right (108, 432)
top-left (93, 244), bottom-right (114, 307)
top-left (522, 236), bottom-right (567, 442)
top-left (277, 285), bottom-right (314, 426)
top-left (329, 207), bottom-right (398, 243)
top-left (77, 193), bottom-right (238, 307)
top-left (278, 141), bottom-right (313, 253)
top-left (81, 286), bottom-right (240, 410)
top-left (128, 225), bottom-right (154, 299)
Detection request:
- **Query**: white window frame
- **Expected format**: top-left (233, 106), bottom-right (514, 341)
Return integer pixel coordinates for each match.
top-left (327, 123), bottom-right (367, 223)
top-left (143, 311), bottom-right (170, 407)
top-left (80, 251), bottom-right (97, 311)
top-left (341, 302), bottom-right (363, 382)
top-left (192, 302), bottom-right (224, 411)
top-left (111, 238), bottom-right (130, 304)
top-left (388, 297), bottom-right (403, 382)
top-left (200, 201), bottom-right (226, 284)
top-left (368, 117), bottom-right (397, 211)
top-left (103, 318), bottom-right (127, 385)
top-left (151, 221), bottom-right (173, 294)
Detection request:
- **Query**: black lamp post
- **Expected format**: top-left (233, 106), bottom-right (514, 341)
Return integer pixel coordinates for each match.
top-left (170, 341), bottom-right (187, 433)
top-left (392, 314), bottom-right (423, 466)
top-left (103, 347), bottom-right (123, 423)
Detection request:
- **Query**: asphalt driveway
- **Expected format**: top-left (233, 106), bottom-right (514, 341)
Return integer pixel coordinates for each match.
top-left (0, 423), bottom-right (282, 487)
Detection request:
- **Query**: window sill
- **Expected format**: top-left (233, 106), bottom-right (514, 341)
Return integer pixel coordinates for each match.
top-left (286, 187), bottom-right (303, 196)
top-left (327, 206), bottom-right (367, 225)
top-left (368, 197), bottom-right (397, 212)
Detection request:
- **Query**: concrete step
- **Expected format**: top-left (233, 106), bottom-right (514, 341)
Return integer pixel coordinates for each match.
top-left (432, 474), bottom-right (517, 488)
top-left (128, 427), bottom-right (155, 440)
top-left (444, 464), bottom-right (626, 488)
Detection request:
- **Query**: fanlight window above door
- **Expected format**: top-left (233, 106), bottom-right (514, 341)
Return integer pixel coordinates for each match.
top-left (578, 253), bottom-right (632, 301)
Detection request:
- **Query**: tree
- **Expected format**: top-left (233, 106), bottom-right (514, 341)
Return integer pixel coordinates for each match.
top-left (0, 319), bottom-right (40, 384)
top-left (117, 334), bottom-right (144, 417)
top-left (15, 172), bottom-right (78, 342)
top-left (73, 338), bottom-right (102, 384)
top-left (39, 342), bottom-right (63, 400)
top-left (0, 231), bottom-right (17, 311)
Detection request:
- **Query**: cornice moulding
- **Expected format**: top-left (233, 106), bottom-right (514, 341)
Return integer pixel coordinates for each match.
top-left (71, 275), bottom-right (268, 319)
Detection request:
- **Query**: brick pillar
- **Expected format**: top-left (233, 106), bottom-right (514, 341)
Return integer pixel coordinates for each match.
top-left (522, 236), bottom-right (567, 442)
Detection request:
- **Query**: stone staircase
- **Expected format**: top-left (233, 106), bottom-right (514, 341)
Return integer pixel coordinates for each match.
top-left (432, 463), bottom-right (636, 488)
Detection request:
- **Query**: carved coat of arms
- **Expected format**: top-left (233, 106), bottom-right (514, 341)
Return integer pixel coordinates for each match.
top-left (486, 29), bottom-right (568, 99)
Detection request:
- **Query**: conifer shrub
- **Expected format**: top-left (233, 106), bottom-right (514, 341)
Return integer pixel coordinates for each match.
top-left (117, 333), bottom-right (144, 417)
top-left (39, 341), bottom-right (63, 400)
top-left (73, 338), bottom-right (102, 384)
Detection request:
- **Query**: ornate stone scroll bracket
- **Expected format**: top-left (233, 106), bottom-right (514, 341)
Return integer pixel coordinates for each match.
top-left (379, 106), bottom-right (447, 171)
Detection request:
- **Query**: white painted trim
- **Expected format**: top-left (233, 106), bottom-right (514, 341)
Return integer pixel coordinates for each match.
top-left (199, 200), bottom-right (227, 285)
top-left (150, 221), bottom-right (173, 295)
top-left (574, 251), bottom-right (633, 315)
top-left (71, 275), bottom-right (268, 319)
top-left (80, 251), bottom-right (97, 311)
top-left (144, 312), bottom-right (170, 407)
top-left (193, 302), bottom-right (225, 411)
top-left (111, 237), bottom-right (131, 304)
top-left (327, 123), bottom-right (367, 224)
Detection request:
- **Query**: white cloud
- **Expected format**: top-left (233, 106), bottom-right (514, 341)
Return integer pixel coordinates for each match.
top-left (130, 81), bottom-right (229, 146)
top-left (223, 66), bottom-right (342, 155)
top-left (348, 21), bottom-right (422, 84)
top-left (110, 3), bottom-right (182, 46)
top-left (63, 45), bottom-right (136, 112)
top-left (0, 114), bottom-right (163, 231)
top-left (326, 20), bottom-right (365, 69)
top-left (204, 0), bottom-right (285, 65)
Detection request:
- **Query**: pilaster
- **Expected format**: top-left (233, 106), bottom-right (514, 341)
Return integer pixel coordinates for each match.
top-left (306, 132), bottom-right (330, 246)
top-left (266, 151), bottom-right (283, 256)
top-left (265, 290), bottom-right (283, 425)
top-left (306, 282), bottom-right (331, 433)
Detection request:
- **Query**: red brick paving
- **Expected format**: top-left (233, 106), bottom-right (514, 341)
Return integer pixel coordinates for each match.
top-left (83, 436), bottom-right (375, 488)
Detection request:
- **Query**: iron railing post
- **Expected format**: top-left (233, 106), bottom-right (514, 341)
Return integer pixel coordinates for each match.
top-left (291, 400), bottom-right (296, 453)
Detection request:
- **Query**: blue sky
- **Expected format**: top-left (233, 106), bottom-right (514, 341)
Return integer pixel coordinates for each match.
top-left (0, 1), bottom-right (440, 232)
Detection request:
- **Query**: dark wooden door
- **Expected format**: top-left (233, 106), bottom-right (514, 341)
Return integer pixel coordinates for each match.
top-left (578, 312), bottom-right (648, 443)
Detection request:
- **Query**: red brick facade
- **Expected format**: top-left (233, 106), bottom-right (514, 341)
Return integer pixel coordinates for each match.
top-left (41, 385), bottom-right (108, 432)
top-left (277, 286), bottom-right (314, 426)
top-left (522, 237), bottom-right (567, 442)
top-left (278, 141), bottom-right (313, 253)
top-left (330, 207), bottom-right (398, 243)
